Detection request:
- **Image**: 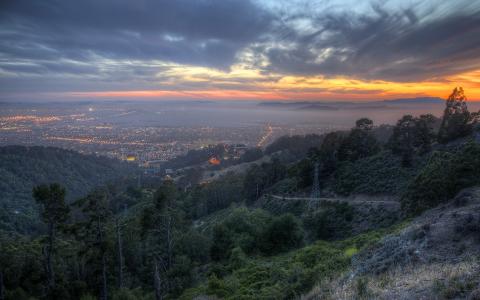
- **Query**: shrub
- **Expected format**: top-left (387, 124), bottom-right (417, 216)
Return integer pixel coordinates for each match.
top-left (303, 203), bottom-right (354, 240)
top-left (334, 151), bottom-right (420, 195)
top-left (210, 224), bottom-right (234, 261)
top-left (402, 142), bottom-right (480, 214)
top-left (355, 277), bottom-right (372, 299)
top-left (259, 214), bottom-right (304, 255)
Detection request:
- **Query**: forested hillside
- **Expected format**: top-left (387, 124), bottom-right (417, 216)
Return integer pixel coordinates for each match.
top-left (2, 88), bottom-right (480, 299)
top-left (0, 146), bottom-right (136, 233)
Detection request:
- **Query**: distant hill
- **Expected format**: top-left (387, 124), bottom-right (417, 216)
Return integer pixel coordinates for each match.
top-left (378, 97), bottom-right (444, 104)
top-left (0, 146), bottom-right (136, 233)
top-left (258, 97), bottom-right (444, 109)
top-left (295, 104), bottom-right (339, 111)
top-left (257, 101), bottom-right (316, 108)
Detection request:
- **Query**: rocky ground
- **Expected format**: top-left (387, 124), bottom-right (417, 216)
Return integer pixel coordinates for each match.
top-left (304, 187), bottom-right (480, 299)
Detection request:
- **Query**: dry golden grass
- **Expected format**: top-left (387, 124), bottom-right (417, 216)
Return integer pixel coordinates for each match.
top-left (303, 260), bottom-right (480, 300)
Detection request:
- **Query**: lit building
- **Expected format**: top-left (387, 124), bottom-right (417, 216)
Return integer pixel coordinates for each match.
top-left (208, 157), bottom-right (221, 165)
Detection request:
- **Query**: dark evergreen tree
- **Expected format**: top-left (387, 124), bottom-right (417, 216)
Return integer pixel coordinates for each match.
top-left (389, 115), bottom-right (417, 166)
top-left (74, 189), bottom-right (111, 300)
top-left (141, 179), bottom-right (183, 300)
top-left (389, 114), bottom-right (437, 166)
top-left (210, 224), bottom-right (234, 261)
top-left (32, 183), bottom-right (69, 296)
top-left (259, 214), bottom-right (303, 255)
top-left (415, 114), bottom-right (437, 153)
top-left (338, 118), bottom-right (380, 162)
top-left (438, 87), bottom-right (476, 143)
top-left (318, 131), bottom-right (345, 175)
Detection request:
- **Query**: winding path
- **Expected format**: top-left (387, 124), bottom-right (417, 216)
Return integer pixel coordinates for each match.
top-left (265, 194), bottom-right (401, 208)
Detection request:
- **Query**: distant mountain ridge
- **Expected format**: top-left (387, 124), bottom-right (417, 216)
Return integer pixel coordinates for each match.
top-left (258, 97), bottom-right (444, 108)
top-left (379, 97), bottom-right (444, 104)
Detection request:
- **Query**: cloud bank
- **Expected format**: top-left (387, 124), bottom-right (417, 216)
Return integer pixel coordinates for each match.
top-left (0, 0), bottom-right (479, 100)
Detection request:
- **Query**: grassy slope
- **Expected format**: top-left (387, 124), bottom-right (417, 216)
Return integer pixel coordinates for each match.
top-left (180, 221), bottom-right (408, 299)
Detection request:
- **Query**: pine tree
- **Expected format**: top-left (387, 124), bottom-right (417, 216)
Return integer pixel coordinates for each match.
top-left (74, 189), bottom-right (111, 300)
top-left (438, 87), bottom-right (474, 143)
top-left (32, 183), bottom-right (70, 295)
top-left (141, 180), bottom-right (179, 300)
top-left (338, 118), bottom-right (379, 161)
top-left (389, 114), bottom-right (436, 166)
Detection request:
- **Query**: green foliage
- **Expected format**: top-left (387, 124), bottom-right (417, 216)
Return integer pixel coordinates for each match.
top-left (184, 173), bottom-right (243, 218)
top-left (0, 146), bottom-right (134, 233)
top-left (112, 288), bottom-right (143, 300)
top-left (243, 159), bottom-right (287, 204)
top-left (0, 231), bottom-right (44, 298)
top-left (208, 208), bottom-right (304, 259)
top-left (338, 118), bottom-right (380, 162)
top-left (229, 247), bottom-right (247, 270)
top-left (32, 183), bottom-right (70, 296)
top-left (210, 224), bottom-right (234, 261)
top-left (402, 142), bottom-right (480, 214)
top-left (388, 114), bottom-right (436, 166)
top-left (184, 224), bottom-right (405, 300)
top-left (288, 158), bottom-right (313, 189)
top-left (334, 151), bottom-right (421, 195)
top-left (317, 131), bottom-right (345, 176)
top-left (12, 99), bottom-right (480, 300)
top-left (153, 180), bottom-right (177, 211)
top-left (209, 208), bottom-right (265, 259)
top-left (303, 203), bottom-right (354, 240)
top-left (33, 183), bottom-right (70, 226)
top-left (176, 229), bottom-right (211, 265)
top-left (259, 214), bottom-right (304, 255)
top-left (438, 87), bottom-right (477, 143)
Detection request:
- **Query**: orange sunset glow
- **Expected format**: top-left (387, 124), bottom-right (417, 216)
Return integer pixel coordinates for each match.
top-left (1, 0), bottom-right (479, 102)
top-left (63, 69), bottom-right (480, 101)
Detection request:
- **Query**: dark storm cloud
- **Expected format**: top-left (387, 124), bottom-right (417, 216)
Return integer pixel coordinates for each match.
top-left (0, 0), bottom-right (272, 73)
top-left (1, 0), bottom-right (480, 86)
top-left (265, 2), bottom-right (480, 81)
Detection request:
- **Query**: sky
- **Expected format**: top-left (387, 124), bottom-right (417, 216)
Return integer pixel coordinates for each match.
top-left (1, 0), bottom-right (480, 102)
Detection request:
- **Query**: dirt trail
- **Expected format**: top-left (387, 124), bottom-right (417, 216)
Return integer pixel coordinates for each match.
top-left (266, 194), bottom-right (401, 208)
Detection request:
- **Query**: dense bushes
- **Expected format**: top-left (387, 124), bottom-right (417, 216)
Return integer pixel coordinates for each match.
top-left (334, 151), bottom-right (421, 196)
top-left (438, 87), bottom-right (478, 143)
top-left (209, 208), bottom-right (303, 259)
top-left (338, 118), bottom-right (380, 162)
top-left (402, 142), bottom-right (480, 214)
top-left (183, 224), bottom-right (405, 300)
top-left (304, 202), bottom-right (354, 240)
top-left (259, 214), bottom-right (304, 255)
top-left (184, 173), bottom-right (243, 218)
top-left (243, 159), bottom-right (287, 204)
